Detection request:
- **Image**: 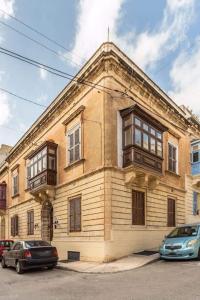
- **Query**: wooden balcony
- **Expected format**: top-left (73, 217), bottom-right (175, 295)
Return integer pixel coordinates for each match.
top-left (0, 183), bottom-right (6, 214)
top-left (123, 146), bottom-right (163, 173)
top-left (27, 141), bottom-right (57, 195)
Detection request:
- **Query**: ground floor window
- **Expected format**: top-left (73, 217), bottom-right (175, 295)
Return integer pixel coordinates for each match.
top-left (69, 197), bottom-right (81, 232)
top-left (132, 190), bottom-right (145, 225)
top-left (27, 210), bottom-right (34, 235)
top-left (11, 215), bottom-right (19, 236)
top-left (167, 198), bottom-right (176, 227)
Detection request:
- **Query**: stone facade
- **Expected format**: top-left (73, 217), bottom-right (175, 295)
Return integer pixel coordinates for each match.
top-left (0, 42), bottom-right (200, 262)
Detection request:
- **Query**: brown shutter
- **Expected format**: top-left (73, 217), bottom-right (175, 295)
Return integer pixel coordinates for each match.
top-left (167, 198), bottom-right (176, 227)
top-left (11, 217), bottom-right (14, 236)
top-left (15, 215), bottom-right (19, 236)
top-left (132, 191), bottom-right (145, 225)
top-left (31, 211), bottom-right (34, 235)
top-left (70, 200), bottom-right (75, 232)
top-left (75, 198), bottom-right (81, 231)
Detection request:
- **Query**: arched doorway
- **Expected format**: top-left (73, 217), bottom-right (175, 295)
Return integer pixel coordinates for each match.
top-left (0, 217), bottom-right (5, 239)
top-left (41, 200), bottom-right (53, 242)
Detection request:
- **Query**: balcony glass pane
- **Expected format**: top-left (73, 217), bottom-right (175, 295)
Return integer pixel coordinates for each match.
top-left (125, 127), bottom-right (132, 146)
top-left (135, 117), bottom-right (141, 127)
top-left (150, 137), bottom-right (156, 153)
top-left (143, 123), bottom-right (148, 131)
top-left (124, 115), bottom-right (132, 127)
top-left (143, 133), bottom-right (149, 150)
top-left (48, 156), bottom-right (56, 170)
top-left (135, 128), bottom-right (142, 146)
top-left (193, 152), bottom-right (199, 163)
top-left (42, 156), bottom-right (47, 170)
top-left (157, 141), bottom-right (162, 156)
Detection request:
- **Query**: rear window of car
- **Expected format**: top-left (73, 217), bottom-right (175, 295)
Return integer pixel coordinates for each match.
top-left (0, 241), bottom-right (13, 247)
top-left (25, 241), bottom-right (51, 248)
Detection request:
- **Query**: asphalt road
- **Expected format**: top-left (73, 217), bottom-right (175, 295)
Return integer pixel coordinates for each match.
top-left (1, 260), bottom-right (200, 300)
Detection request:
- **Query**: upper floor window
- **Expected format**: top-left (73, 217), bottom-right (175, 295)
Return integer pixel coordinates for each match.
top-left (168, 143), bottom-right (178, 173)
top-left (67, 124), bottom-right (81, 165)
top-left (120, 105), bottom-right (167, 172)
top-left (12, 169), bottom-right (19, 197)
top-left (0, 182), bottom-right (6, 209)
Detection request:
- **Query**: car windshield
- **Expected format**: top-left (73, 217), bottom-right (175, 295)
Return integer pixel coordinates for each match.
top-left (0, 241), bottom-right (13, 247)
top-left (167, 225), bottom-right (199, 238)
top-left (25, 241), bottom-right (51, 248)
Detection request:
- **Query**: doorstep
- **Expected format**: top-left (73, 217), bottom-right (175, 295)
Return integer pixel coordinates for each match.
top-left (56, 253), bottom-right (160, 274)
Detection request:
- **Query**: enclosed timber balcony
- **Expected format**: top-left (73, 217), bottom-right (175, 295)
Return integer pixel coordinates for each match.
top-left (27, 141), bottom-right (58, 195)
top-left (120, 104), bottom-right (167, 174)
top-left (0, 182), bottom-right (6, 215)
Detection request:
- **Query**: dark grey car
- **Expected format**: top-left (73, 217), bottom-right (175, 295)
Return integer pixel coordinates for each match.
top-left (1, 240), bottom-right (58, 274)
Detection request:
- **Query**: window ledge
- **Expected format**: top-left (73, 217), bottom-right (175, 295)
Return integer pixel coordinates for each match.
top-left (165, 170), bottom-right (181, 178)
top-left (11, 193), bottom-right (20, 199)
top-left (24, 188), bottom-right (30, 192)
top-left (64, 158), bottom-right (85, 171)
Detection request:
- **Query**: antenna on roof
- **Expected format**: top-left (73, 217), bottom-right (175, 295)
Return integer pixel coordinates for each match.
top-left (107, 26), bottom-right (110, 42)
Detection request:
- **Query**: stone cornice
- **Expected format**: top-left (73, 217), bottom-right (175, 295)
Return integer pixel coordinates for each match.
top-left (62, 105), bottom-right (85, 126)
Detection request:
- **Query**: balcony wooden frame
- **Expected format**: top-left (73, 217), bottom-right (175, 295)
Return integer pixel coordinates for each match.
top-left (120, 104), bottom-right (167, 173)
top-left (27, 141), bottom-right (58, 193)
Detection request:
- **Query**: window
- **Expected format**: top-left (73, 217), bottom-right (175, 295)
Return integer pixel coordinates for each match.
top-left (67, 125), bottom-right (81, 164)
top-left (123, 113), bottom-right (163, 157)
top-left (30, 147), bottom-right (47, 178)
top-left (13, 242), bottom-right (22, 250)
top-left (167, 198), bottom-right (176, 227)
top-left (69, 197), bottom-right (81, 232)
top-left (168, 143), bottom-right (177, 173)
top-left (27, 210), bottom-right (34, 235)
top-left (11, 215), bottom-right (19, 237)
top-left (132, 190), bottom-right (145, 225)
top-left (193, 192), bottom-right (200, 215)
top-left (12, 171), bottom-right (19, 197)
top-left (192, 152), bottom-right (199, 163)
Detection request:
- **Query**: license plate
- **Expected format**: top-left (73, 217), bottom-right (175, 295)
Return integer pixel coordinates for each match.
top-left (169, 251), bottom-right (176, 255)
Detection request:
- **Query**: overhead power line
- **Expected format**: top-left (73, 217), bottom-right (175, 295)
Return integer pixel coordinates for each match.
top-left (0, 87), bottom-right (47, 108)
top-left (0, 46), bottom-right (115, 94)
top-left (0, 8), bottom-right (83, 62)
top-left (0, 20), bottom-right (80, 67)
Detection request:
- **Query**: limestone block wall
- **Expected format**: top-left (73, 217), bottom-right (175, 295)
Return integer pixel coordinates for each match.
top-left (104, 168), bottom-right (185, 261)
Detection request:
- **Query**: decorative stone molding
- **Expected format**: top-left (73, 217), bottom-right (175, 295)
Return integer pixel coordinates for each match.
top-left (125, 168), bottom-right (161, 190)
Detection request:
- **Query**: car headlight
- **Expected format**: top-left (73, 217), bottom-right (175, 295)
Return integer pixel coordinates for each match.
top-left (160, 240), bottom-right (165, 248)
top-left (186, 239), bottom-right (198, 247)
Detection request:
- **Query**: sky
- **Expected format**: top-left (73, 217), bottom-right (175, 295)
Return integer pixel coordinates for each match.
top-left (0, 0), bottom-right (200, 146)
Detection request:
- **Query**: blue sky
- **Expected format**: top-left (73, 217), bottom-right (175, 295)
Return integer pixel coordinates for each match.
top-left (0, 0), bottom-right (200, 146)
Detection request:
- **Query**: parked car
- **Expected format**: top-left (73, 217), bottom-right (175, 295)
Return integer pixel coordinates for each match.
top-left (0, 240), bottom-right (14, 260)
top-left (160, 223), bottom-right (200, 260)
top-left (1, 240), bottom-right (58, 274)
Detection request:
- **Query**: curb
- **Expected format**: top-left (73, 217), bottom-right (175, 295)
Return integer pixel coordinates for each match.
top-left (56, 255), bottom-right (160, 274)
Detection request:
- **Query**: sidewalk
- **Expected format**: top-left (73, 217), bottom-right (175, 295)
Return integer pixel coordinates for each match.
top-left (57, 252), bottom-right (160, 274)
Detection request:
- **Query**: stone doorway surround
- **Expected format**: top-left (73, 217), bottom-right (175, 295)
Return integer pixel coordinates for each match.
top-left (41, 200), bottom-right (53, 242)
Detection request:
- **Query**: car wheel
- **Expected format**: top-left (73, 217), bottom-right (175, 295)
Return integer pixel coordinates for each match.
top-left (48, 265), bottom-right (55, 270)
top-left (1, 258), bottom-right (7, 268)
top-left (16, 261), bottom-right (24, 274)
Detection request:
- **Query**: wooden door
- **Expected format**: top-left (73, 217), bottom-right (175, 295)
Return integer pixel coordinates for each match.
top-left (132, 191), bottom-right (145, 225)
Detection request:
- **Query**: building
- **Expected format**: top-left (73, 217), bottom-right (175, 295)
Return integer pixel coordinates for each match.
top-left (0, 144), bottom-right (12, 165)
top-left (0, 42), bottom-right (199, 262)
top-left (185, 139), bottom-right (200, 223)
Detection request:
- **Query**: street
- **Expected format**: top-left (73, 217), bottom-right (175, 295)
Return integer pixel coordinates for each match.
top-left (1, 260), bottom-right (200, 300)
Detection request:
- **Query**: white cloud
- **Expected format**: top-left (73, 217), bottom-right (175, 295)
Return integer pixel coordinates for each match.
top-left (39, 68), bottom-right (48, 80)
top-left (0, 91), bottom-right (11, 126)
top-left (0, 0), bottom-right (15, 19)
top-left (169, 37), bottom-right (200, 115)
top-left (70, 0), bottom-right (124, 65)
top-left (70, 0), bottom-right (195, 70)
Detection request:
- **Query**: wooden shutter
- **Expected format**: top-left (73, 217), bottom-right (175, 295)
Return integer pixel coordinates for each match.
top-left (70, 200), bottom-right (75, 232)
top-left (167, 198), bottom-right (176, 227)
top-left (132, 191), bottom-right (145, 225)
top-left (168, 144), bottom-right (177, 173)
top-left (193, 192), bottom-right (198, 215)
top-left (11, 217), bottom-right (14, 236)
top-left (75, 198), bottom-right (81, 231)
top-left (27, 211), bottom-right (34, 235)
top-left (15, 215), bottom-right (19, 236)
top-left (70, 198), bottom-right (81, 232)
